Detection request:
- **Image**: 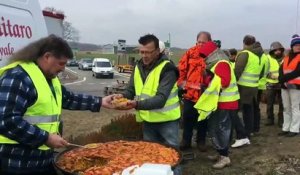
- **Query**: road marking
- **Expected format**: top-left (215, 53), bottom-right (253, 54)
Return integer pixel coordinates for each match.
top-left (65, 67), bottom-right (78, 74)
top-left (64, 77), bottom-right (86, 86)
top-left (114, 71), bottom-right (131, 79)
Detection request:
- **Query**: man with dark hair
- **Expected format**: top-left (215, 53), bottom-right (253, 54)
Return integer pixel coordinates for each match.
top-left (114, 34), bottom-right (181, 174)
top-left (243, 35), bottom-right (256, 46)
top-left (177, 31), bottom-right (211, 152)
top-left (229, 48), bottom-right (238, 63)
top-left (115, 34), bottom-right (180, 145)
top-left (232, 35), bottom-right (264, 148)
top-left (0, 35), bottom-right (114, 175)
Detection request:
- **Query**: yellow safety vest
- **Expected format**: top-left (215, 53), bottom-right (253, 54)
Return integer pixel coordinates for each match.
top-left (266, 55), bottom-right (280, 84)
top-left (194, 75), bottom-right (221, 121)
top-left (211, 60), bottom-right (240, 102)
top-left (134, 60), bottom-right (180, 122)
top-left (229, 61), bottom-right (235, 69)
top-left (237, 50), bottom-right (262, 87)
top-left (258, 53), bottom-right (269, 90)
top-left (194, 60), bottom-right (240, 121)
top-left (0, 62), bottom-right (62, 150)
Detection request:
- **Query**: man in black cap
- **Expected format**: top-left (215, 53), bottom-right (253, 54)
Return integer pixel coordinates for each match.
top-left (232, 35), bottom-right (264, 148)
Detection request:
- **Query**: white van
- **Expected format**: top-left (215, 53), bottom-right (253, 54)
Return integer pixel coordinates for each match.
top-left (92, 58), bottom-right (114, 78)
top-left (0, 0), bottom-right (65, 68)
top-left (0, 0), bottom-right (48, 67)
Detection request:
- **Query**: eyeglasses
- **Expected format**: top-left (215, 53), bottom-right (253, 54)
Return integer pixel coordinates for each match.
top-left (139, 49), bottom-right (157, 55)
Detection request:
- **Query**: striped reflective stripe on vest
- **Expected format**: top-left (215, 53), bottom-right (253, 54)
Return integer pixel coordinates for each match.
top-left (138, 90), bottom-right (178, 100)
top-left (138, 90), bottom-right (180, 112)
top-left (203, 90), bottom-right (219, 96)
top-left (241, 72), bottom-right (260, 78)
top-left (23, 115), bottom-right (59, 124)
top-left (203, 88), bottom-right (239, 97)
top-left (238, 78), bottom-right (259, 84)
top-left (284, 69), bottom-right (293, 73)
top-left (227, 82), bottom-right (237, 88)
top-left (220, 91), bottom-right (239, 96)
top-left (151, 102), bottom-right (180, 112)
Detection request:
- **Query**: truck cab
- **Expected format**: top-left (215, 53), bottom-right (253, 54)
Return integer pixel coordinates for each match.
top-left (0, 0), bottom-right (48, 68)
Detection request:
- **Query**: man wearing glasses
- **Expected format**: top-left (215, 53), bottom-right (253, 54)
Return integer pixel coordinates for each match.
top-left (114, 34), bottom-right (181, 174)
top-left (116, 34), bottom-right (180, 148)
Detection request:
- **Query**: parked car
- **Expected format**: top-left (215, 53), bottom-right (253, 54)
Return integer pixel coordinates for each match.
top-left (78, 58), bottom-right (93, 70)
top-left (92, 58), bottom-right (114, 78)
top-left (66, 59), bottom-right (78, 67)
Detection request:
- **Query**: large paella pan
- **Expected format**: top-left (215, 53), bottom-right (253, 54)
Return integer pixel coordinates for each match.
top-left (54, 140), bottom-right (182, 175)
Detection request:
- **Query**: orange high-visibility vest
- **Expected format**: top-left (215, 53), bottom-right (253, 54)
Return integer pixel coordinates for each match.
top-left (283, 54), bottom-right (300, 85)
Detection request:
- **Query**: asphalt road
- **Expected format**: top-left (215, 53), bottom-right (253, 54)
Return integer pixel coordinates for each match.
top-left (63, 66), bottom-right (130, 96)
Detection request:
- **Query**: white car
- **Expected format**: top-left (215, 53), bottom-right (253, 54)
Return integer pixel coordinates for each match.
top-left (92, 58), bottom-right (114, 78)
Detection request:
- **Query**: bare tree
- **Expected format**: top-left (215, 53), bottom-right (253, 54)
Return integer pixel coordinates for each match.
top-left (63, 21), bottom-right (80, 42)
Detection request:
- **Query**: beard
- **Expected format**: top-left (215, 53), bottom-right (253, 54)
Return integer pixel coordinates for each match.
top-left (274, 53), bottom-right (283, 59)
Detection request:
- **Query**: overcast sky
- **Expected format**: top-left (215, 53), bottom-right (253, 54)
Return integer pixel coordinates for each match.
top-left (39, 0), bottom-right (299, 49)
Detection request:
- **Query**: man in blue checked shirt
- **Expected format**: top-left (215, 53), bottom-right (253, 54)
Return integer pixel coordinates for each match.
top-left (0, 35), bottom-right (114, 175)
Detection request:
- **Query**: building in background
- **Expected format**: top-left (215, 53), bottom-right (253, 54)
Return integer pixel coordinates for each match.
top-left (43, 10), bottom-right (64, 37)
top-left (101, 44), bottom-right (115, 54)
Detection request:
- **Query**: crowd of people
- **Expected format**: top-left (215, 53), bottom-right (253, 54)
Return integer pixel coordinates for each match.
top-left (177, 32), bottom-right (300, 169)
top-left (0, 33), bottom-right (299, 175)
top-left (114, 33), bottom-right (300, 171)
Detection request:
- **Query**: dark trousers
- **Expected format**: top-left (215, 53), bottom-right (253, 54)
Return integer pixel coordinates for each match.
top-left (242, 99), bottom-right (256, 136)
top-left (182, 99), bottom-right (207, 145)
top-left (266, 88), bottom-right (283, 122)
top-left (208, 109), bottom-right (233, 157)
top-left (231, 110), bottom-right (248, 140)
top-left (253, 90), bottom-right (262, 132)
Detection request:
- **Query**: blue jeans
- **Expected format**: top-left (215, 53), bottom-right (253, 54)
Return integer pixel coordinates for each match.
top-left (208, 109), bottom-right (233, 156)
top-left (143, 120), bottom-right (179, 148)
top-left (143, 120), bottom-right (182, 175)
